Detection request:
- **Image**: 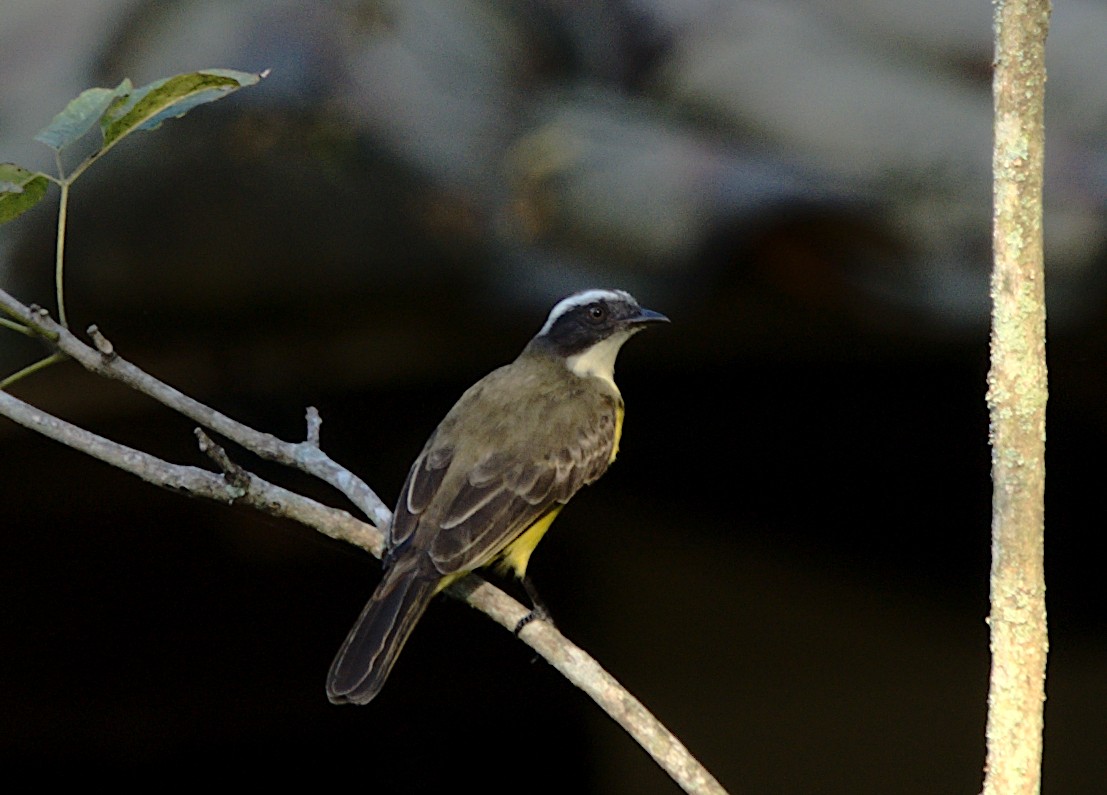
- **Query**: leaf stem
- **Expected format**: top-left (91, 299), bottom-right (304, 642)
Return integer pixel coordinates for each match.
top-left (0, 316), bottom-right (34, 335)
top-left (0, 352), bottom-right (67, 390)
top-left (54, 147), bottom-right (70, 327)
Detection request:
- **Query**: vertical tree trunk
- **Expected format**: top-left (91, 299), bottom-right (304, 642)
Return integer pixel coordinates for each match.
top-left (983, 1), bottom-right (1051, 793)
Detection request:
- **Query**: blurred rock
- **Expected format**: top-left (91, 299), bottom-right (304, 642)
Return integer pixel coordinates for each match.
top-left (4, 0), bottom-right (1105, 358)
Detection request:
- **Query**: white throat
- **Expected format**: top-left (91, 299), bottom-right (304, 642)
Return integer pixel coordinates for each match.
top-left (565, 330), bottom-right (635, 391)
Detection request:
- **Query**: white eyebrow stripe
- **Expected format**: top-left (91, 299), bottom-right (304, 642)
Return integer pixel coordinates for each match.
top-left (538, 289), bottom-right (636, 336)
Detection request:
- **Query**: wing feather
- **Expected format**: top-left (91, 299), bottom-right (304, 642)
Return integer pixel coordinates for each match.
top-left (387, 439), bottom-right (452, 553)
top-left (386, 360), bottom-right (622, 577)
top-left (428, 404), bottom-right (617, 574)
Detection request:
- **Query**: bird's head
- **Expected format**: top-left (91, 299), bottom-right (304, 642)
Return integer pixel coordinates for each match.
top-left (528, 289), bottom-right (668, 385)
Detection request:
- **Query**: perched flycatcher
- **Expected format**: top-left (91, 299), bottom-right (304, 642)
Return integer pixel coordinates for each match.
top-left (327, 288), bottom-right (667, 704)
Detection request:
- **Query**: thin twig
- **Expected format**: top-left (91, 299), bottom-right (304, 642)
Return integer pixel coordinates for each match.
top-left (454, 577), bottom-right (729, 795)
top-left (0, 388), bottom-right (378, 553)
top-left (306, 406), bottom-right (322, 446)
top-left (0, 287), bottom-right (390, 528)
top-left (87, 324), bottom-right (116, 357)
top-left (0, 285), bottom-right (728, 794)
top-left (195, 428), bottom-right (252, 491)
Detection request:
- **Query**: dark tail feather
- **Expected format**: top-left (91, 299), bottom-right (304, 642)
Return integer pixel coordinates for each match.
top-left (326, 565), bottom-right (439, 705)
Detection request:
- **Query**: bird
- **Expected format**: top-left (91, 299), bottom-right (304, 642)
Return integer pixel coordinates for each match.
top-left (326, 288), bottom-right (668, 705)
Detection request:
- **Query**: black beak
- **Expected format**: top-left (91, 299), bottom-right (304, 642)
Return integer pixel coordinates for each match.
top-left (630, 306), bottom-right (669, 325)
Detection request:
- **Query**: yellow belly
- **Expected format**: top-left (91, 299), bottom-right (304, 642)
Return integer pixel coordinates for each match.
top-left (497, 505), bottom-right (564, 578)
top-left (610, 403), bottom-right (624, 464)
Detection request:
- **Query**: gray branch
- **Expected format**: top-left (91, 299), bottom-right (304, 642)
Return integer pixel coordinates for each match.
top-left (0, 285), bottom-right (726, 794)
top-left (0, 387), bottom-right (378, 553)
top-left (1, 291), bottom-right (390, 528)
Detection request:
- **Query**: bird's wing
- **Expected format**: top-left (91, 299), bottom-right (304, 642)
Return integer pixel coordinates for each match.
top-left (385, 438), bottom-right (451, 555)
top-left (388, 401), bottom-right (617, 576)
top-left (431, 410), bottom-right (615, 573)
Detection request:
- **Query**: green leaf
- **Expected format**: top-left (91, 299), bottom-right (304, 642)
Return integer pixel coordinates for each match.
top-left (0, 163), bottom-right (50, 224)
top-left (100, 69), bottom-right (266, 149)
top-left (34, 80), bottom-right (132, 151)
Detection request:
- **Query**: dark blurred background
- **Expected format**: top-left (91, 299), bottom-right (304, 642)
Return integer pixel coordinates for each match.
top-left (2, 1), bottom-right (1106, 791)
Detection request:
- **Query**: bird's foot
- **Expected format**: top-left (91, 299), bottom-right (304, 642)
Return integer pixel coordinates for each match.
top-left (514, 575), bottom-right (555, 635)
top-left (513, 604), bottom-right (552, 635)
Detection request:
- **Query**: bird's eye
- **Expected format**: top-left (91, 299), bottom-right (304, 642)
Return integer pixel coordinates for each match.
top-left (587, 304), bottom-right (607, 323)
